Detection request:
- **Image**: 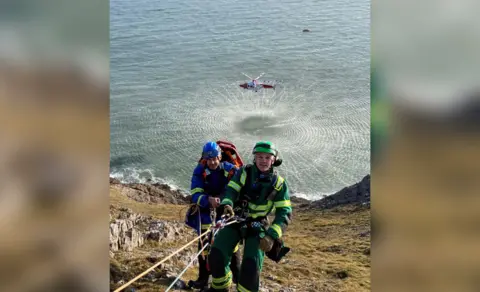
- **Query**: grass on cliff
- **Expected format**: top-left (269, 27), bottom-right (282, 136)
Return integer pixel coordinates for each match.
top-left (110, 186), bottom-right (189, 222)
top-left (110, 186), bottom-right (370, 292)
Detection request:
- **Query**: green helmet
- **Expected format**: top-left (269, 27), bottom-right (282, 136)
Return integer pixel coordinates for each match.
top-left (252, 141), bottom-right (278, 156)
top-left (253, 141), bottom-right (283, 167)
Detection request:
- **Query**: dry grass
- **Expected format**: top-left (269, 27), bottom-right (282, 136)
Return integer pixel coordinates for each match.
top-left (110, 186), bottom-right (189, 222)
top-left (110, 188), bottom-right (370, 292)
top-left (261, 206), bottom-right (371, 291)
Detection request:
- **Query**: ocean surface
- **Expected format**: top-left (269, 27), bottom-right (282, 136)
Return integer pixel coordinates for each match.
top-left (110, 0), bottom-right (370, 200)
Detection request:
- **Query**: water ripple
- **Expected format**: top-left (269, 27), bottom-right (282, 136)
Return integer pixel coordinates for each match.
top-left (110, 0), bottom-right (370, 199)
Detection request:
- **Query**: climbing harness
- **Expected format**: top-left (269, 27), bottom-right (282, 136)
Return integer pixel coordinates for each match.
top-left (233, 200), bottom-right (249, 219)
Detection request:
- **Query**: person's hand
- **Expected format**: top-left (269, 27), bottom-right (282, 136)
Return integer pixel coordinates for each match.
top-left (223, 205), bottom-right (234, 218)
top-left (209, 197), bottom-right (220, 208)
top-left (259, 235), bottom-right (274, 252)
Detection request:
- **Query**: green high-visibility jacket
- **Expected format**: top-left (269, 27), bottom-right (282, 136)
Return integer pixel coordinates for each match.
top-left (220, 164), bottom-right (292, 240)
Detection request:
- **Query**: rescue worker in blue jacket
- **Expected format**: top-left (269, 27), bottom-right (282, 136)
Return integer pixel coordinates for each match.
top-left (186, 141), bottom-right (242, 290)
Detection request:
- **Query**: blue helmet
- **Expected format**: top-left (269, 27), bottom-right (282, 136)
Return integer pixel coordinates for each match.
top-left (202, 141), bottom-right (221, 159)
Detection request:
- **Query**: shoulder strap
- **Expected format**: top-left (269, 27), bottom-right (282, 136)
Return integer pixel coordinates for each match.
top-left (267, 171), bottom-right (284, 201)
top-left (238, 164), bottom-right (253, 199)
top-left (264, 172), bottom-right (285, 218)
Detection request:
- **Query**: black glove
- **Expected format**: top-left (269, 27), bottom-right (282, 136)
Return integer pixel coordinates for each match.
top-left (266, 238), bottom-right (291, 263)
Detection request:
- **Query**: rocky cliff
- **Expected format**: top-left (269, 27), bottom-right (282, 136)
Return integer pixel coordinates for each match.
top-left (299, 175), bottom-right (371, 210)
top-left (110, 206), bottom-right (191, 253)
top-left (110, 177), bottom-right (191, 205)
top-left (109, 174), bottom-right (371, 292)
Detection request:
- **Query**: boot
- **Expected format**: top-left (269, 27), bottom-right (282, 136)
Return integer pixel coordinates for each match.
top-left (188, 254), bottom-right (210, 289)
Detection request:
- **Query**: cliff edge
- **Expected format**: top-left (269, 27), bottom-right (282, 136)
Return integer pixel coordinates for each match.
top-left (109, 175), bottom-right (370, 292)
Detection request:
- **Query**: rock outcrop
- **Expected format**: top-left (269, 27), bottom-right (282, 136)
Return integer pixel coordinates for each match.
top-left (109, 206), bottom-right (197, 291)
top-left (110, 179), bottom-right (190, 205)
top-left (110, 215), bottom-right (145, 252)
top-left (290, 196), bottom-right (311, 205)
top-left (300, 174), bottom-right (370, 210)
top-left (109, 207), bottom-right (191, 253)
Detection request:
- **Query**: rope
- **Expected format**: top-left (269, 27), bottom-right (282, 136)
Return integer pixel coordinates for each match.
top-left (113, 228), bottom-right (211, 292)
top-left (164, 242), bottom-right (211, 292)
top-left (113, 218), bottom-right (239, 292)
top-left (198, 209), bottom-right (206, 260)
top-left (164, 219), bottom-right (225, 292)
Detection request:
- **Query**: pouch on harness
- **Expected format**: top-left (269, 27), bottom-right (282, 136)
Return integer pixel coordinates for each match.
top-left (185, 140), bottom-right (245, 234)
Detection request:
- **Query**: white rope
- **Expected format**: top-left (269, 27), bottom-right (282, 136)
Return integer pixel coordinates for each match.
top-left (114, 215), bottom-right (240, 292)
top-left (164, 241), bottom-right (212, 292)
top-left (113, 228), bottom-right (211, 292)
top-left (164, 218), bottom-right (234, 292)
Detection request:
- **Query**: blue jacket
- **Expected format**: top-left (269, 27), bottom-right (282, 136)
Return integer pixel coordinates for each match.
top-left (185, 161), bottom-right (238, 234)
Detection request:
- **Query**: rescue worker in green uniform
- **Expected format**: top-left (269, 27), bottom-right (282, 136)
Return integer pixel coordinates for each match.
top-left (206, 141), bottom-right (293, 292)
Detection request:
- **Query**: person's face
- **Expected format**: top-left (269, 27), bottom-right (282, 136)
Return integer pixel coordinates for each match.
top-left (206, 155), bottom-right (221, 170)
top-left (255, 153), bottom-right (275, 172)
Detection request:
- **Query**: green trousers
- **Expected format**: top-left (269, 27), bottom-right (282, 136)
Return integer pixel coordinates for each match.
top-left (208, 223), bottom-right (265, 292)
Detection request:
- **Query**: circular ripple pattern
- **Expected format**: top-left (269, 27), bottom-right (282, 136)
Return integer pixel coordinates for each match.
top-left (236, 115), bottom-right (285, 136)
top-left (110, 0), bottom-right (370, 199)
top-left (138, 80), bottom-right (371, 198)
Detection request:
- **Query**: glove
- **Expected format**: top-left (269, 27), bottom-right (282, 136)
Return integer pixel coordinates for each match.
top-left (259, 235), bottom-right (274, 252)
top-left (223, 205), bottom-right (234, 218)
top-left (265, 238), bottom-right (291, 263)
